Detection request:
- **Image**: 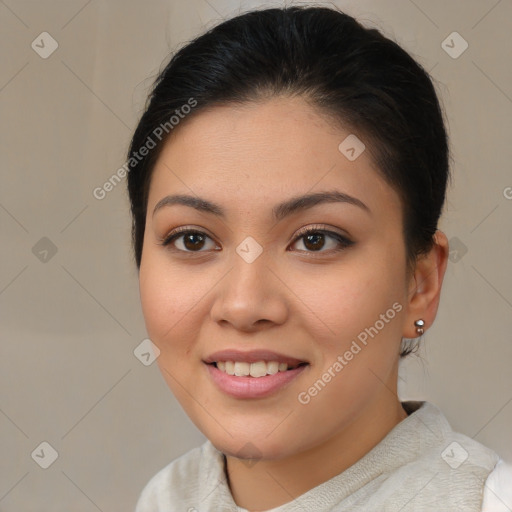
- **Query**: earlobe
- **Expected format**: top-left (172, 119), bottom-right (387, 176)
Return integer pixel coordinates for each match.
top-left (403, 230), bottom-right (449, 338)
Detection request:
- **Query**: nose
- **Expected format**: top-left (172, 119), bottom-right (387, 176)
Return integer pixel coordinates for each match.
top-left (209, 248), bottom-right (288, 332)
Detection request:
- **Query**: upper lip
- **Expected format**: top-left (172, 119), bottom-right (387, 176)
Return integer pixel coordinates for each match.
top-left (203, 349), bottom-right (308, 366)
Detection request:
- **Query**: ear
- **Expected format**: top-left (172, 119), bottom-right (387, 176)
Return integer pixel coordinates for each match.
top-left (402, 230), bottom-right (449, 338)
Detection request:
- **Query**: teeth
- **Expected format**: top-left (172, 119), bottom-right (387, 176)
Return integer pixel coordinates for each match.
top-left (234, 361), bottom-right (250, 376)
top-left (215, 360), bottom-right (299, 377)
top-left (249, 361), bottom-right (266, 377)
top-left (267, 361), bottom-right (279, 375)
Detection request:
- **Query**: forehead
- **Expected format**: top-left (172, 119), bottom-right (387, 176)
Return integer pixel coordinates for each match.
top-left (147, 96), bottom-right (401, 218)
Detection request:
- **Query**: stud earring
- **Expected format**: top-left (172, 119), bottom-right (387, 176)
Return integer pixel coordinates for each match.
top-left (414, 319), bottom-right (425, 336)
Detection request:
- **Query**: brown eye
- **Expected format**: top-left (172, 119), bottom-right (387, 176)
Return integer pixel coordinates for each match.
top-left (291, 227), bottom-right (354, 253)
top-left (161, 229), bottom-right (217, 252)
top-left (302, 232), bottom-right (326, 251)
top-left (181, 232), bottom-right (207, 251)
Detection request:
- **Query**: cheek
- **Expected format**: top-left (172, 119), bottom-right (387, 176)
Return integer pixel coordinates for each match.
top-left (290, 254), bottom-right (406, 347)
top-left (139, 264), bottom-right (173, 341)
top-left (138, 248), bottom-right (223, 366)
top-left (289, 261), bottom-right (405, 436)
top-left (139, 250), bottom-right (196, 349)
top-left (138, 254), bottom-right (206, 401)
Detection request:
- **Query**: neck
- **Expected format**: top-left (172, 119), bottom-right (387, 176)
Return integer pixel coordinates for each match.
top-left (225, 393), bottom-right (408, 511)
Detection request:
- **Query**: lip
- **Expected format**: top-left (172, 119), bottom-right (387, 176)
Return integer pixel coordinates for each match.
top-left (203, 349), bottom-right (307, 366)
top-left (205, 361), bottom-right (308, 399)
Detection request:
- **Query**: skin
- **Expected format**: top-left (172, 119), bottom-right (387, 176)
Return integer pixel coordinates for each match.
top-left (138, 95), bottom-right (449, 510)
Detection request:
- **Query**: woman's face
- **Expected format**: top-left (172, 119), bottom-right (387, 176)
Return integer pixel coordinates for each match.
top-left (139, 95), bottom-right (413, 460)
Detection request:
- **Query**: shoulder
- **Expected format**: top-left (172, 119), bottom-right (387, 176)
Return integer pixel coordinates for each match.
top-left (373, 401), bottom-right (502, 509)
top-left (481, 458), bottom-right (512, 511)
top-left (134, 440), bottom-right (218, 511)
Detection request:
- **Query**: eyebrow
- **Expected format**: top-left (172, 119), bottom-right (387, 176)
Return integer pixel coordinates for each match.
top-left (152, 190), bottom-right (371, 221)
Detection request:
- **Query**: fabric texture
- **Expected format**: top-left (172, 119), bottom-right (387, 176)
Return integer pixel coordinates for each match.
top-left (481, 459), bottom-right (512, 511)
top-left (135, 401), bottom-right (506, 511)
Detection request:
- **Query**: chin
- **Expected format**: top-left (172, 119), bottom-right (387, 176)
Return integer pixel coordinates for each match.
top-left (203, 423), bottom-right (300, 462)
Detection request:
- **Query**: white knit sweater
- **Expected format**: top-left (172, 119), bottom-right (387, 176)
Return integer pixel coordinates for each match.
top-left (135, 401), bottom-right (512, 511)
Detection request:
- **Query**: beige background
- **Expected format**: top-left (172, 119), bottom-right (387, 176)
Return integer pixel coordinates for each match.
top-left (1, 0), bottom-right (511, 510)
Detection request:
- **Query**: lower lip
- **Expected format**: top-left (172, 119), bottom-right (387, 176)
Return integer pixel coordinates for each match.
top-left (205, 363), bottom-right (308, 399)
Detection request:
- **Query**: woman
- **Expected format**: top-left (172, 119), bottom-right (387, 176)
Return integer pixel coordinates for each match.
top-left (127, 6), bottom-right (511, 511)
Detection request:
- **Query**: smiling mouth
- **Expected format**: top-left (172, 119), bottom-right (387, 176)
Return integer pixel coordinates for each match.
top-left (208, 360), bottom-right (309, 378)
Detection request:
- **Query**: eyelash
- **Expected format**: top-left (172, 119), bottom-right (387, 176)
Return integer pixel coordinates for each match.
top-left (158, 224), bottom-right (354, 255)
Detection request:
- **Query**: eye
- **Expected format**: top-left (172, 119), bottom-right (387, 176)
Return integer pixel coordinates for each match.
top-left (290, 225), bottom-right (354, 253)
top-left (159, 227), bottom-right (218, 253)
top-left (159, 224), bottom-right (354, 254)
